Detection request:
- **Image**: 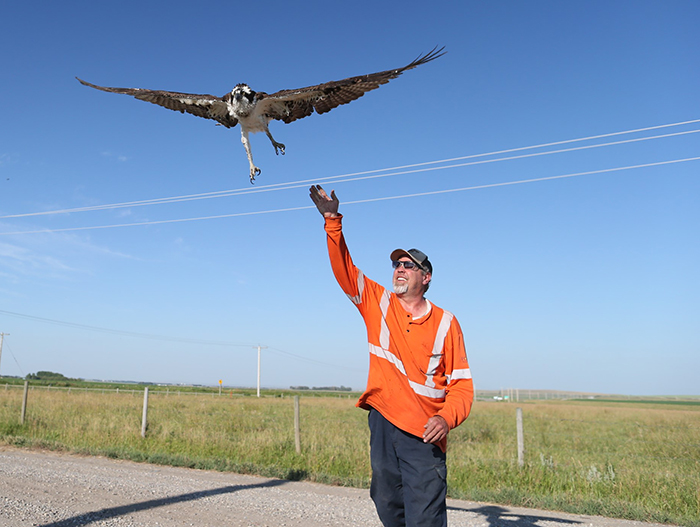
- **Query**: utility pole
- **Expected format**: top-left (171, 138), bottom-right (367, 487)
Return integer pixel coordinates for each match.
top-left (0, 333), bottom-right (8, 376)
top-left (255, 344), bottom-right (267, 397)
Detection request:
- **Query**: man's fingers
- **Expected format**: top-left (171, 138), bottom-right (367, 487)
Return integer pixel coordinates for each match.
top-left (310, 185), bottom-right (330, 201)
top-left (423, 422), bottom-right (437, 442)
top-left (423, 429), bottom-right (441, 444)
top-left (424, 428), bottom-right (445, 444)
top-left (423, 416), bottom-right (448, 443)
top-left (319, 187), bottom-right (331, 200)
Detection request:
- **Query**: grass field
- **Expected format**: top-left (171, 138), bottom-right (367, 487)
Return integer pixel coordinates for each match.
top-left (0, 384), bottom-right (698, 526)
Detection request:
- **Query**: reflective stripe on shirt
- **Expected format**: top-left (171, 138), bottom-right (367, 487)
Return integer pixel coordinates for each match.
top-left (447, 368), bottom-right (472, 384)
top-left (378, 290), bottom-right (391, 350)
top-left (345, 270), bottom-right (365, 305)
top-left (369, 295), bottom-right (453, 400)
top-left (425, 311), bottom-right (453, 388)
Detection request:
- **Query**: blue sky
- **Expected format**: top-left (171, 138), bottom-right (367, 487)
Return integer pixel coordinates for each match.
top-left (1, 1), bottom-right (698, 395)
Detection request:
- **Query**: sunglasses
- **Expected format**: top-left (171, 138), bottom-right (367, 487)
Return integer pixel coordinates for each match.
top-left (392, 260), bottom-right (422, 270)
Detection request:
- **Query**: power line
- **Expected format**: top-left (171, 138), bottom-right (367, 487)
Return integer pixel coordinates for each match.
top-left (1, 154), bottom-right (698, 236)
top-left (0, 205), bottom-right (314, 235)
top-left (267, 346), bottom-right (366, 372)
top-left (0, 309), bottom-right (357, 372)
top-left (339, 156), bottom-right (700, 208)
top-left (2, 119), bottom-right (699, 220)
top-left (1, 339), bottom-right (24, 377)
top-left (0, 309), bottom-right (252, 347)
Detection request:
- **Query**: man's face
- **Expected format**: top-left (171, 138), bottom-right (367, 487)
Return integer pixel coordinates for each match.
top-left (392, 258), bottom-right (430, 295)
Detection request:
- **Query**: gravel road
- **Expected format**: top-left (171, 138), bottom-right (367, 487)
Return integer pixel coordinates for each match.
top-left (0, 447), bottom-right (677, 527)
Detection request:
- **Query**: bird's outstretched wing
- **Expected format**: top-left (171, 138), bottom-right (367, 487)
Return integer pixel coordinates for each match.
top-left (256, 46), bottom-right (446, 124)
top-left (75, 78), bottom-right (239, 128)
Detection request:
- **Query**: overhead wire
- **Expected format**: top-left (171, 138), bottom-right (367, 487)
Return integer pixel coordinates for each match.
top-left (340, 155), bottom-right (700, 207)
top-left (1, 154), bottom-right (699, 236)
top-left (1, 339), bottom-right (25, 376)
top-left (0, 309), bottom-right (360, 372)
top-left (266, 346), bottom-right (366, 372)
top-left (0, 309), bottom-right (253, 347)
top-left (2, 119), bottom-right (698, 379)
top-left (2, 118), bottom-right (699, 220)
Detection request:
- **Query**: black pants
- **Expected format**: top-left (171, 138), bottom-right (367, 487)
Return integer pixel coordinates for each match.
top-left (368, 408), bottom-right (447, 527)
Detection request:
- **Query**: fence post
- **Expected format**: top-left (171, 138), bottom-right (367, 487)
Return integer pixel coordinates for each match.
top-left (141, 387), bottom-right (149, 438)
top-left (516, 407), bottom-right (524, 467)
top-left (294, 395), bottom-right (301, 454)
top-left (20, 380), bottom-right (29, 425)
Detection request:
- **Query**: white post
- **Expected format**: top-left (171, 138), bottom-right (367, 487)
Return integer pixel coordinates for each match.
top-left (0, 333), bottom-right (8, 375)
top-left (294, 396), bottom-right (301, 454)
top-left (516, 407), bottom-right (525, 467)
top-left (141, 387), bottom-right (149, 438)
top-left (255, 345), bottom-right (267, 397)
top-left (257, 346), bottom-right (261, 397)
top-left (20, 380), bottom-right (29, 425)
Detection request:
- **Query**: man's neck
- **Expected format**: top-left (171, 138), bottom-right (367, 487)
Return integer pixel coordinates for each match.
top-left (396, 294), bottom-right (429, 318)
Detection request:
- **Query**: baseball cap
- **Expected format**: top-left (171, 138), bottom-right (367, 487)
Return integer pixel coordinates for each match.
top-left (390, 248), bottom-right (433, 274)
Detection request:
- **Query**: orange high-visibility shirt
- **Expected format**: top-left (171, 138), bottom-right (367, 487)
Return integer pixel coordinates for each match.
top-left (324, 215), bottom-right (474, 452)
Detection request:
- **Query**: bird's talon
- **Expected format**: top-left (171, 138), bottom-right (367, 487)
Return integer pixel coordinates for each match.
top-left (250, 167), bottom-right (261, 184)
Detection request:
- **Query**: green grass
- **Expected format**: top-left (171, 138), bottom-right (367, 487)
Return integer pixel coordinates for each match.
top-left (446, 400), bottom-right (699, 525)
top-left (575, 398), bottom-right (700, 407)
top-left (0, 385), bottom-right (697, 526)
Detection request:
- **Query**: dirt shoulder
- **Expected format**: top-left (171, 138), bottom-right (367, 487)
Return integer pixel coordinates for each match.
top-left (0, 446), bottom-right (676, 527)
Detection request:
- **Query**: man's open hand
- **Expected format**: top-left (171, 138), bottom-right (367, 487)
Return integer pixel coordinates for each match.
top-left (309, 185), bottom-right (339, 218)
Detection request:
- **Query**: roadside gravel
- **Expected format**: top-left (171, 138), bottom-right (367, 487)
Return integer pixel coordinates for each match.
top-left (0, 447), bottom-right (677, 527)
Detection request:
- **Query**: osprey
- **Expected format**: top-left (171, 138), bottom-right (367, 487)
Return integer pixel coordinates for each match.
top-left (77, 47), bottom-right (445, 183)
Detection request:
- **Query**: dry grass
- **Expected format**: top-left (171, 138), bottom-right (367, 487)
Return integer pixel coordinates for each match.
top-left (0, 387), bottom-right (698, 526)
top-left (448, 400), bottom-right (699, 524)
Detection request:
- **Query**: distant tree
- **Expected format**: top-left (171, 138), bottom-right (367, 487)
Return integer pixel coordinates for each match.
top-left (26, 371), bottom-right (73, 381)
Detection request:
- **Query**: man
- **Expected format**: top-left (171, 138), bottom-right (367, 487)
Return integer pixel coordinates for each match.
top-left (309, 185), bottom-right (474, 527)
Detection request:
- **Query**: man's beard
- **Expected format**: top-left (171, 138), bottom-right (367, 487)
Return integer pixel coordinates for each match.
top-left (393, 282), bottom-right (409, 294)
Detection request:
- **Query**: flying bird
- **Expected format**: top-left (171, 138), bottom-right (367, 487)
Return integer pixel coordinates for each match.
top-left (77, 47), bottom-right (445, 183)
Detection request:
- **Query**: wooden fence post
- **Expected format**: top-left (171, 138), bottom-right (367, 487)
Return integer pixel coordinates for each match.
top-left (141, 387), bottom-right (149, 438)
top-left (516, 407), bottom-right (524, 467)
top-left (294, 395), bottom-right (301, 454)
top-left (20, 380), bottom-right (29, 425)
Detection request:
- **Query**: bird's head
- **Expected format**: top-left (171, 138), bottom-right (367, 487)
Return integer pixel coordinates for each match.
top-left (229, 83), bottom-right (255, 103)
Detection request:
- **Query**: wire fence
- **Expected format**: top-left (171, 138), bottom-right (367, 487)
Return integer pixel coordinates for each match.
top-left (1, 382), bottom-right (357, 398)
top-left (4, 382), bottom-right (652, 402)
top-left (2, 380), bottom-right (698, 524)
top-left (3, 381), bottom-right (698, 456)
